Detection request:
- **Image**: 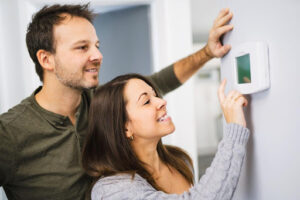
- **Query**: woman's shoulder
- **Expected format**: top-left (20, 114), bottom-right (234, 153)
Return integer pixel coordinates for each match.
top-left (92, 173), bottom-right (145, 189)
top-left (91, 173), bottom-right (155, 199)
top-left (94, 173), bottom-right (144, 185)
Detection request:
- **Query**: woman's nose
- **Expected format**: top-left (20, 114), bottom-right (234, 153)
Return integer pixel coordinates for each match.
top-left (156, 98), bottom-right (167, 110)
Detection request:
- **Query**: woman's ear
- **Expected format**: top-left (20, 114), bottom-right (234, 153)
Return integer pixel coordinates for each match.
top-left (36, 49), bottom-right (55, 71)
top-left (125, 122), bottom-right (133, 139)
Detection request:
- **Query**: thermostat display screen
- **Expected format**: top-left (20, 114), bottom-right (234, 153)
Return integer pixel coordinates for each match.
top-left (236, 54), bottom-right (251, 84)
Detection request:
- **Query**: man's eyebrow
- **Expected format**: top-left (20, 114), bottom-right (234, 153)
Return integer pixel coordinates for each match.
top-left (72, 40), bottom-right (100, 45)
top-left (73, 40), bottom-right (88, 45)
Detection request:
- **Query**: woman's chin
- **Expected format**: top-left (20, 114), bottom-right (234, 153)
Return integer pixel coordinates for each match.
top-left (162, 125), bottom-right (176, 137)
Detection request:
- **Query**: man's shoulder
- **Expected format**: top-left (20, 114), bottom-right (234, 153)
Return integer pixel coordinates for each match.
top-left (0, 96), bottom-right (34, 127)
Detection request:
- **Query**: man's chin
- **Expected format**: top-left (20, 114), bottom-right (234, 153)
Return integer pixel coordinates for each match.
top-left (85, 85), bottom-right (97, 90)
top-left (83, 81), bottom-right (99, 90)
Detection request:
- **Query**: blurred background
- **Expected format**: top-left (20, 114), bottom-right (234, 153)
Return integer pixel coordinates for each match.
top-left (0, 0), bottom-right (223, 199)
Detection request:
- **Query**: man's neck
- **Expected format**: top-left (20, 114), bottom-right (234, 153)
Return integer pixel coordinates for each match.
top-left (35, 81), bottom-right (82, 125)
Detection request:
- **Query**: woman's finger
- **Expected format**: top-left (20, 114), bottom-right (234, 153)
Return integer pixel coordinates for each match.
top-left (244, 98), bottom-right (248, 107)
top-left (218, 79), bottom-right (227, 103)
top-left (242, 97), bottom-right (248, 107)
top-left (236, 96), bottom-right (248, 107)
top-left (231, 92), bottom-right (243, 102)
top-left (226, 90), bottom-right (238, 100)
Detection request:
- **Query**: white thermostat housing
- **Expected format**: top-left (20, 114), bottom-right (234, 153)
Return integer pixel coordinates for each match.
top-left (232, 42), bottom-right (270, 94)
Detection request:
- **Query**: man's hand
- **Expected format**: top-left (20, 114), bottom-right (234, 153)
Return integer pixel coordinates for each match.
top-left (172, 8), bottom-right (234, 83)
top-left (205, 8), bottom-right (234, 58)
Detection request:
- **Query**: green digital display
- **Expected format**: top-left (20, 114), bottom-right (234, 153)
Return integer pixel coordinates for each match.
top-left (236, 54), bottom-right (251, 84)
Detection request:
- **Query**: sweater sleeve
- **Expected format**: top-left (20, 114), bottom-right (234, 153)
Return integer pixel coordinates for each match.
top-left (91, 123), bottom-right (250, 200)
top-left (147, 65), bottom-right (182, 96)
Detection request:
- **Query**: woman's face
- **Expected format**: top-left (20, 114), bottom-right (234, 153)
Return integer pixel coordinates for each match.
top-left (124, 78), bottom-right (175, 141)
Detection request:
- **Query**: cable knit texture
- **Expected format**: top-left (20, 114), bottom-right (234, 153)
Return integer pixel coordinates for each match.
top-left (91, 123), bottom-right (250, 200)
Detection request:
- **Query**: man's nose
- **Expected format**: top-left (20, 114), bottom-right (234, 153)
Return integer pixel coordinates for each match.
top-left (89, 47), bottom-right (103, 62)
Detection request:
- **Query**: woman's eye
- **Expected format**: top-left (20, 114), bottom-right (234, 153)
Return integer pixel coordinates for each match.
top-left (78, 46), bottom-right (88, 50)
top-left (144, 100), bottom-right (150, 105)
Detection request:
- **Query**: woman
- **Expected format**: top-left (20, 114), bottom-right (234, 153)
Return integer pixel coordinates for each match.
top-left (82, 74), bottom-right (250, 200)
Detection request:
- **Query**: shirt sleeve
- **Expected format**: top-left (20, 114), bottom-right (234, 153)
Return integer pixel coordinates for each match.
top-left (0, 122), bottom-right (16, 186)
top-left (91, 123), bottom-right (250, 200)
top-left (147, 65), bottom-right (182, 96)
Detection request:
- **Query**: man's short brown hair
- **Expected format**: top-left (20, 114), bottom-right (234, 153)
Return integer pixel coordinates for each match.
top-left (26, 4), bottom-right (96, 82)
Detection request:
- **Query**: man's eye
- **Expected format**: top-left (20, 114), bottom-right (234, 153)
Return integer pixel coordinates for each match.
top-left (144, 100), bottom-right (150, 105)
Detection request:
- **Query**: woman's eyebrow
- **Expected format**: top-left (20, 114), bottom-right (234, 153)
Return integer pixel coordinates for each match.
top-left (137, 89), bottom-right (156, 102)
top-left (137, 92), bottom-right (147, 103)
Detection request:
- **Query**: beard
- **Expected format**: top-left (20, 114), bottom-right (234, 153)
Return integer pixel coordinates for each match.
top-left (54, 60), bottom-right (100, 90)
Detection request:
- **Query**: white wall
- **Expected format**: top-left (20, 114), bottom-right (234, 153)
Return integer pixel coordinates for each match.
top-left (0, 0), bottom-right (28, 113)
top-left (220, 0), bottom-right (300, 199)
top-left (190, 0), bottom-right (219, 42)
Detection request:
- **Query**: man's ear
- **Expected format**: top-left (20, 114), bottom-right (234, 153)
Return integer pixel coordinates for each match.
top-left (36, 49), bottom-right (55, 71)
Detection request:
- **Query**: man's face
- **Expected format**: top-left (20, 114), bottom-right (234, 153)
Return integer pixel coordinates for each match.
top-left (52, 15), bottom-right (102, 90)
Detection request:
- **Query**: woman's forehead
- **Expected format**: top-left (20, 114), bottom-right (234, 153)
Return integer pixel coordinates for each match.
top-left (124, 79), bottom-right (154, 101)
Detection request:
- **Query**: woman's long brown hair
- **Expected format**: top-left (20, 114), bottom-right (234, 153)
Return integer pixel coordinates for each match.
top-left (82, 74), bottom-right (194, 192)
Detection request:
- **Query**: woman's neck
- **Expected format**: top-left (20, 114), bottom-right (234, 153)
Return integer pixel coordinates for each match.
top-left (132, 140), bottom-right (164, 177)
top-left (132, 139), bottom-right (191, 194)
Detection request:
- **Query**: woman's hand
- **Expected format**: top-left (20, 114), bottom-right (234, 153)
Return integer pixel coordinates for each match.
top-left (218, 79), bottom-right (248, 127)
top-left (204, 8), bottom-right (234, 58)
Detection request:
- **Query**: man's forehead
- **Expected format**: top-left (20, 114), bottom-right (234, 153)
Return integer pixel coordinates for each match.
top-left (53, 15), bottom-right (97, 44)
top-left (54, 14), bottom-right (93, 31)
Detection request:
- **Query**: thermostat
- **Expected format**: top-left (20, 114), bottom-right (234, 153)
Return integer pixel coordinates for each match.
top-left (232, 42), bottom-right (270, 94)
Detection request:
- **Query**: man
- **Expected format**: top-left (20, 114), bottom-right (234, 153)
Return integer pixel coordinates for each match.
top-left (0, 4), bottom-right (233, 200)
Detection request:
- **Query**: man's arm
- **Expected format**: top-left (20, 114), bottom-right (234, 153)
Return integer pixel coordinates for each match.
top-left (147, 64), bottom-right (181, 96)
top-left (0, 122), bottom-right (15, 186)
top-left (149, 8), bottom-right (233, 94)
